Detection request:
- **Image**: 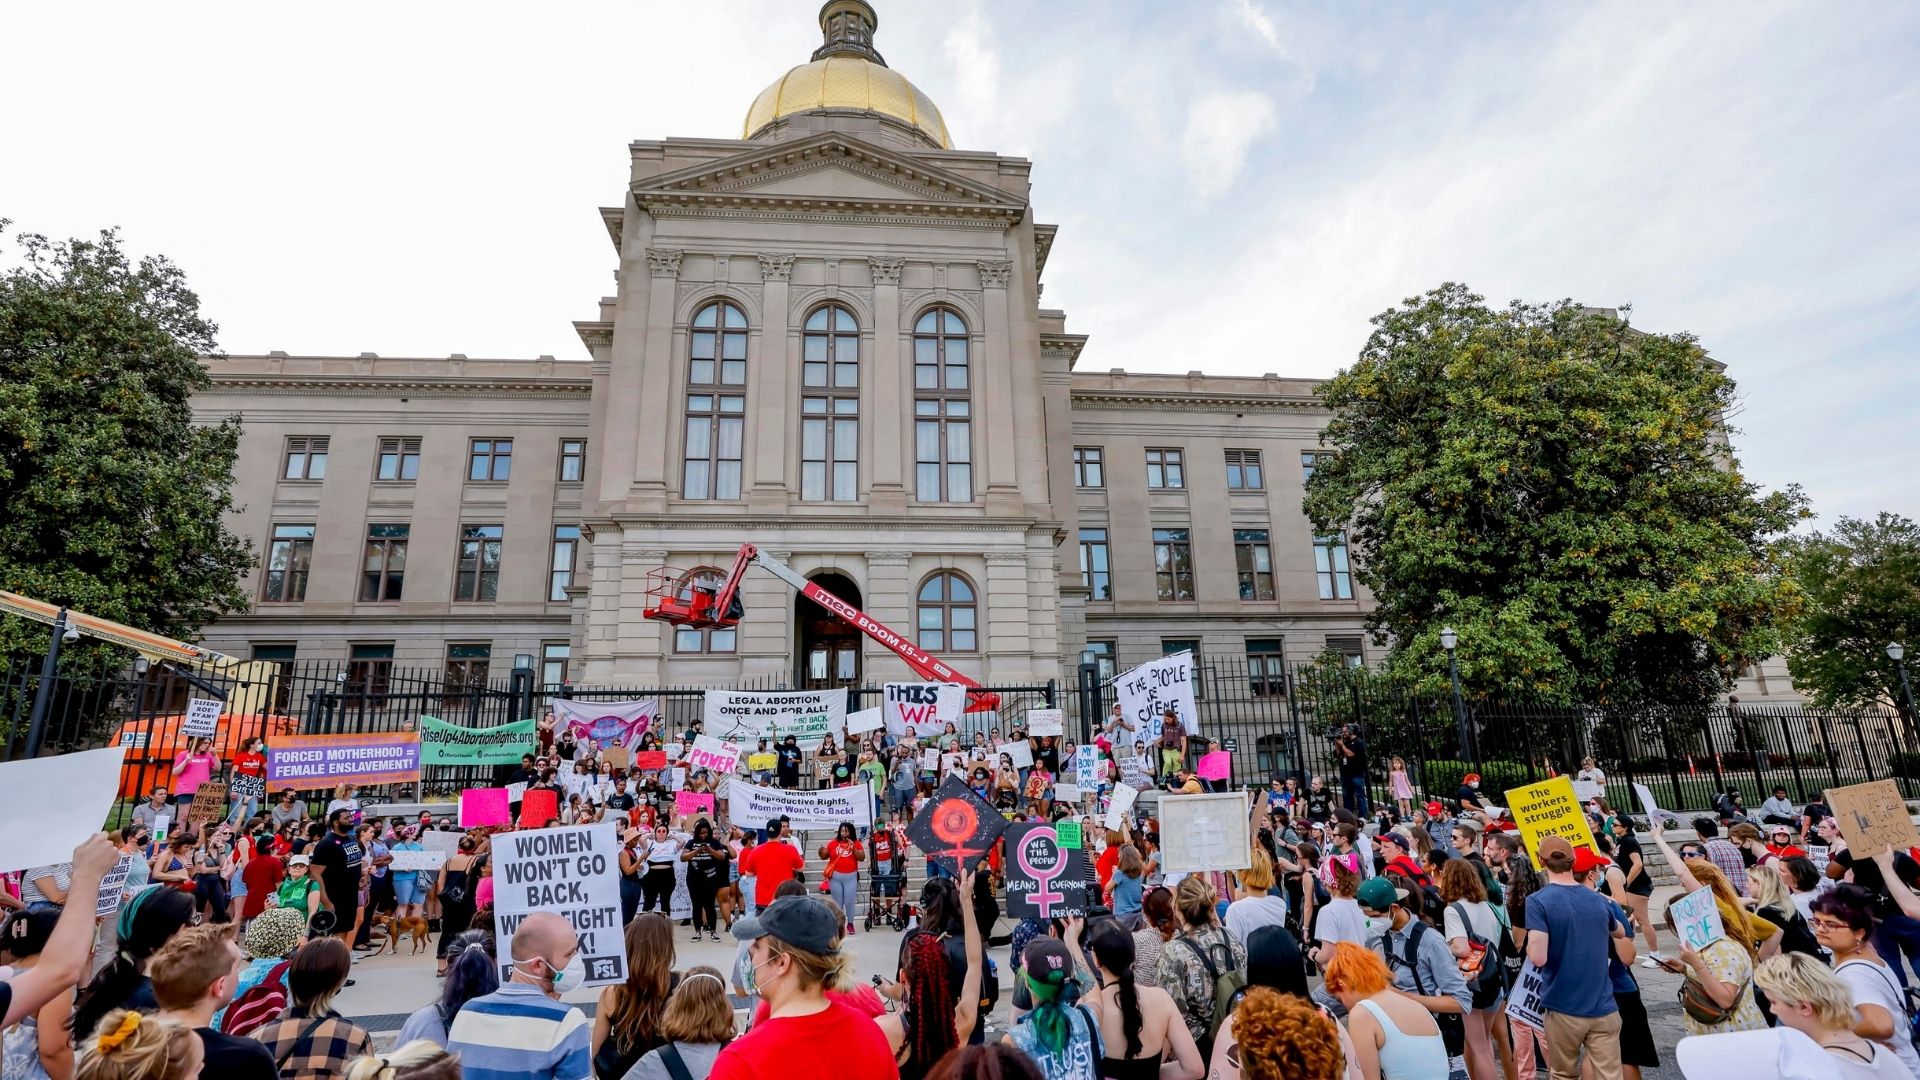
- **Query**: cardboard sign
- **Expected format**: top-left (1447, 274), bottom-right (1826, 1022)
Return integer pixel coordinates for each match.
top-left (725, 781), bottom-right (874, 830)
top-left (1104, 783), bottom-right (1139, 830)
top-left (1159, 791), bottom-right (1252, 872)
top-left (187, 781), bottom-right (229, 826)
top-left (1668, 885), bottom-right (1725, 950)
top-left (1004, 823), bottom-right (1089, 919)
top-left (551, 698), bottom-right (657, 751)
top-left (1825, 779), bottom-right (1920, 859)
top-left (96, 854), bottom-right (135, 918)
top-left (182, 697), bottom-right (222, 739)
top-left (492, 824), bottom-right (627, 986)
top-left (419, 716), bottom-right (538, 766)
top-left (675, 792), bottom-right (716, 819)
top-left (1024, 772), bottom-right (1049, 801)
top-left (703, 688), bottom-right (848, 748)
top-left (1004, 739), bottom-right (1034, 770)
top-left (882, 682), bottom-right (966, 738)
top-left (1115, 652), bottom-right (1199, 738)
top-left (1026, 709), bottom-right (1065, 737)
top-left (1505, 961), bottom-right (1545, 1029)
top-left (1075, 745), bottom-right (1100, 787)
top-left (266, 732), bottom-right (421, 790)
top-left (909, 775), bottom-right (1008, 875)
top-left (1196, 750), bottom-right (1232, 782)
top-left (519, 788), bottom-right (560, 827)
top-left (846, 707), bottom-right (885, 736)
top-left (1632, 782), bottom-right (1683, 826)
top-left (388, 848), bottom-right (448, 872)
top-left (461, 788), bottom-right (511, 828)
top-left (634, 751), bottom-right (668, 771)
top-left (1504, 776), bottom-right (1599, 868)
top-left (601, 745), bottom-right (630, 771)
top-left (746, 752), bottom-right (777, 772)
top-left (1055, 821), bottom-right (1083, 848)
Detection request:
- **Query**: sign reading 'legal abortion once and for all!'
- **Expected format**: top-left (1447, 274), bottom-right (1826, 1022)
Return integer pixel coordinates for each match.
top-left (703, 688), bottom-right (847, 748)
top-left (492, 824), bottom-right (627, 987)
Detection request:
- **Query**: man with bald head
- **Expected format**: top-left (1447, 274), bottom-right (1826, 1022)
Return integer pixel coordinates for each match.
top-left (446, 911), bottom-right (592, 1080)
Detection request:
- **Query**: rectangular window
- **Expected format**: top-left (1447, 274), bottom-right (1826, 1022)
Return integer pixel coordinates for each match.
top-left (675, 624), bottom-right (738, 654)
top-left (1145, 448), bottom-right (1186, 490)
top-left (1082, 640), bottom-right (1117, 682)
top-left (375, 437), bottom-right (422, 481)
top-left (360, 524), bottom-right (409, 602)
top-left (549, 525), bottom-right (580, 601)
top-left (346, 643), bottom-right (394, 700)
top-left (1314, 533), bottom-right (1354, 600)
top-left (1225, 449), bottom-right (1265, 491)
top-left (261, 524), bottom-right (315, 602)
top-left (1152, 528), bottom-right (1195, 600)
top-left (801, 397), bottom-right (859, 501)
top-left (467, 438), bottom-right (512, 482)
top-left (1234, 529), bottom-right (1275, 601)
top-left (683, 395), bottom-right (745, 500)
top-left (914, 399), bottom-right (972, 502)
top-left (1246, 639), bottom-right (1286, 697)
top-left (454, 524), bottom-right (503, 602)
top-left (445, 644), bottom-right (492, 695)
top-left (251, 643), bottom-right (297, 711)
top-left (558, 439), bottom-right (586, 482)
top-left (1327, 635), bottom-right (1365, 667)
top-left (540, 642), bottom-right (571, 688)
top-left (1301, 450), bottom-right (1331, 482)
top-left (282, 436), bottom-right (328, 480)
top-left (1073, 447), bottom-right (1105, 488)
top-left (1078, 528), bottom-right (1111, 601)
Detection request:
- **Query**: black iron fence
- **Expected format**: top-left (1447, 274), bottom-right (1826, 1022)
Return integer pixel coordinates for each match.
top-left (1068, 656), bottom-right (1920, 812)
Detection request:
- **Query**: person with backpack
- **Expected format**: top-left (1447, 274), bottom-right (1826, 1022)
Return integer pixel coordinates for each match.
top-left (1356, 876), bottom-right (1470, 1064)
top-left (214, 904), bottom-right (306, 1036)
top-left (1811, 885), bottom-right (1920, 1078)
top-left (1154, 876), bottom-right (1247, 1061)
top-left (1006, 937), bottom-right (1105, 1080)
top-left (1439, 859), bottom-right (1511, 1080)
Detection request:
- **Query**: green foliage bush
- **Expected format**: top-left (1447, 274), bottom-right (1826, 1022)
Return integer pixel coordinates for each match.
top-left (1421, 759), bottom-right (1539, 799)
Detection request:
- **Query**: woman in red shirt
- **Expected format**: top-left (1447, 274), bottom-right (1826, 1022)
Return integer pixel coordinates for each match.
top-left (229, 736), bottom-right (269, 827)
top-left (742, 831), bottom-right (805, 910)
top-left (818, 823), bottom-right (865, 937)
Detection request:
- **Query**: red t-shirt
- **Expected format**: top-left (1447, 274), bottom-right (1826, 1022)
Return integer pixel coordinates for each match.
top-left (871, 831), bottom-right (897, 866)
top-left (712, 1000), bottom-right (896, 1080)
top-left (233, 751), bottom-right (267, 778)
top-left (744, 842), bottom-right (805, 907)
top-left (823, 839), bottom-right (860, 877)
top-left (750, 984), bottom-right (885, 1027)
top-left (240, 854), bottom-right (286, 920)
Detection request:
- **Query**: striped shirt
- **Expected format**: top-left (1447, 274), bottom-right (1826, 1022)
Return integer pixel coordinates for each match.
top-left (445, 983), bottom-right (592, 1080)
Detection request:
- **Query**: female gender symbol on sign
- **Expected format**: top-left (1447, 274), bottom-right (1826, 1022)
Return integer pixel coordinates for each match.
top-left (1015, 830), bottom-right (1067, 917)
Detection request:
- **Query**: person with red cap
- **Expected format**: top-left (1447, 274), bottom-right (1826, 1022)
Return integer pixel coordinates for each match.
top-left (1569, 845), bottom-right (1661, 1079)
top-left (1526, 835), bottom-right (1627, 1080)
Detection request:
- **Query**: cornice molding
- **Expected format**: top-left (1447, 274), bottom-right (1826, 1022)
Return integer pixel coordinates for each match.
top-left (1069, 388), bottom-right (1325, 412)
top-left (600, 207), bottom-right (624, 253)
top-left (1039, 332), bottom-right (1088, 368)
top-left (649, 206), bottom-right (1008, 230)
top-left (204, 374), bottom-right (592, 399)
top-left (1033, 224), bottom-right (1057, 279)
top-left (574, 321), bottom-right (613, 350)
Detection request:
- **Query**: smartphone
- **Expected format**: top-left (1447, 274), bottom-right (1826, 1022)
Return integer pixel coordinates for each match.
top-left (871, 974), bottom-right (885, 987)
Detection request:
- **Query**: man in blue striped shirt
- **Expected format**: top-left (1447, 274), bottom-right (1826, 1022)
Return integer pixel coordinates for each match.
top-left (447, 912), bottom-right (593, 1080)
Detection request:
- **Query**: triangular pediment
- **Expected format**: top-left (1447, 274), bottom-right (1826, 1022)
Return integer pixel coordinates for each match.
top-left (633, 133), bottom-right (1026, 224)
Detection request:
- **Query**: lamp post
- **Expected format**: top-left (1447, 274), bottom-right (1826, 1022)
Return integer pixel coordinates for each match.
top-left (22, 608), bottom-right (79, 759)
top-left (1440, 626), bottom-right (1472, 763)
top-left (512, 653), bottom-right (537, 727)
top-left (1890, 641), bottom-right (1917, 735)
top-left (1078, 647), bottom-right (1100, 744)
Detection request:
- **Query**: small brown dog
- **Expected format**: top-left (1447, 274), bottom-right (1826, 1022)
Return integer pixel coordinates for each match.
top-left (382, 914), bottom-right (431, 954)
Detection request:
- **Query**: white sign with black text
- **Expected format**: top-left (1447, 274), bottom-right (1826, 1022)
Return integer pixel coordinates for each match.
top-left (182, 698), bottom-right (222, 739)
top-left (1114, 653), bottom-right (1199, 738)
top-left (491, 824), bottom-right (627, 987)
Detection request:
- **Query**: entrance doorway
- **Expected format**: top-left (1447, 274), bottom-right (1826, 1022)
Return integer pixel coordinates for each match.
top-left (796, 571), bottom-right (862, 690)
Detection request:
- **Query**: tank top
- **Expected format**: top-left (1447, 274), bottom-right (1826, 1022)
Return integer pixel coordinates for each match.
top-left (1099, 1047), bottom-right (1161, 1080)
top-left (1354, 998), bottom-right (1449, 1080)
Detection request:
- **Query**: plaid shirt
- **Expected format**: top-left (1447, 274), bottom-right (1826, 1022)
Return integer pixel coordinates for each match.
top-left (1702, 838), bottom-right (1750, 896)
top-left (253, 1007), bottom-right (375, 1080)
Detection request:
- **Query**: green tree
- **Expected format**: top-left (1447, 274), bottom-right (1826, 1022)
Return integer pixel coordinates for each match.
top-left (1302, 283), bottom-right (1807, 707)
top-left (1778, 513), bottom-right (1920, 711)
top-left (0, 224), bottom-right (251, 673)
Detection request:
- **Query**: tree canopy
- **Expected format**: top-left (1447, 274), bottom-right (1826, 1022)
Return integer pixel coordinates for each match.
top-left (1302, 283), bottom-right (1807, 706)
top-left (1778, 512), bottom-right (1920, 712)
top-left (0, 224), bottom-right (251, 671)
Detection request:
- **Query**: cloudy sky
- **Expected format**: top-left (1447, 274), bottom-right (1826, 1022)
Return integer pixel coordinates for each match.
top-left (6, 1), bottom-right (1916, 524)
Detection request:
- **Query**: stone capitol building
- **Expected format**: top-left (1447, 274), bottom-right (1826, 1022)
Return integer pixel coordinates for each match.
top-left (191, 1), bottom-right (1795, 703)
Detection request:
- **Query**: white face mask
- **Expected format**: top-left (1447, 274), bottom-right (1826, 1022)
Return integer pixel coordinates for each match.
top-left (520, 952), bottom-right (585, 992)
top-left (1363, 915), bottom-right (1391, 938)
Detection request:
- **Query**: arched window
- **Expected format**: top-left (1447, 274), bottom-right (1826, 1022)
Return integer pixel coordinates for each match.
top-left (916, 572), bottom-right (977, 652)
top-left (912, 307), bottom-right (971, 503)
top-left (671, 567), bottom-right (737, 654)
top-left (684, 301), bottom-right (748, 500)
top-left (801, 304), bottom-right (859, 502)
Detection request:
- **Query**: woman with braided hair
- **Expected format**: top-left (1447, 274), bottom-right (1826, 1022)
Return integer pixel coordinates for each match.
top-left (70, 886), bottom-right (201, 1046)
top-left (1005, 935), bottom-right (1104, 1080)
top-left (1084, 917), bottom-right (1202, 1080)
top-left (879, 918), bottom-right (964, 1080)
top-left (72, 1011), bottom-right (201, 1080)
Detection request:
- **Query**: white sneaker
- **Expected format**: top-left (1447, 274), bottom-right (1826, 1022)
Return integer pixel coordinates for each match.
top-left (1640, 958), bottom-right (1661, 969)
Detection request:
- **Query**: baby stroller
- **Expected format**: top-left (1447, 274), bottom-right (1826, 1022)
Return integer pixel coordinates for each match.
top-left (866, 870), bottom-right (911, 931)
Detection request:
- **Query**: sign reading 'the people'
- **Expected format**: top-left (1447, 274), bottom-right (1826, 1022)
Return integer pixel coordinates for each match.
top-left (1114, 652), bottom-right (1199, 740)
top-left (492, 823), bottom-right (627, 987)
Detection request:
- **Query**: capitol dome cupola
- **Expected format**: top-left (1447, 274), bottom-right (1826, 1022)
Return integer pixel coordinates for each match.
top-left (742, 1), bottom-right (952, 151)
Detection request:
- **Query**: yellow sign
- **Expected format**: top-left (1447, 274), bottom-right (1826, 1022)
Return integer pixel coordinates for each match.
top-left (747, 752), bottom-right (778, 772)
top-left (1504, 775), bottom-right (1598, 868)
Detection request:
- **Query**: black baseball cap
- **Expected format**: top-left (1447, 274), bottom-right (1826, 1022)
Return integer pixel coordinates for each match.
top-left (730, 896), bottom-right (839, 954)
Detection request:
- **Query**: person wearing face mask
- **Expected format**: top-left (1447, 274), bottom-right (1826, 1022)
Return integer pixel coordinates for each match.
top-left (309, 809), bottom-right (366, 948)
top-left (446, 911), bottom-right (594, 1080)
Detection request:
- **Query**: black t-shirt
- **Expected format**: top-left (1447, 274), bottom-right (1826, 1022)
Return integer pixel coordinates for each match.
top-left (197, 1027), bottom-right (279, 1080)
top-left (1614, 834), bottom-right (1651, 889)
top-left (509, 766), bottom-right (538, 786)
top-left (1803, 801), bottom-right (1830, 828)
top-left (777, 746), bottom-right (802, 776)
top-left (1455, 785), bottom-right (1486, 810)
top-left (685, 839), bottom-right (726, 881)
top-left (1337, 734), bottom-right (1367, 777)
top-left (605, 792), bottom-right (637, 811)
top-left (1832, 848), bottom-right (1920, 920)
top-left (310, 832), bottom-right (363, 907)
top-left (1305, 791), bottom-right (1333, 823)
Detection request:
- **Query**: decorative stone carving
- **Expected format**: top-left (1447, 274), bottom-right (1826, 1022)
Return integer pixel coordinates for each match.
top-left (758, 252), bottom-right (795, 281)
top-left (646, 248), bottom-right (684, 277)
top-left (977, 260), bottom-right (1013, 288)
top-left (867, 256), bottom-right (905, 285)
top-left (985, 550), bottom-right (1029, 565)
top-left (864, 550), bottom-right (913, 564)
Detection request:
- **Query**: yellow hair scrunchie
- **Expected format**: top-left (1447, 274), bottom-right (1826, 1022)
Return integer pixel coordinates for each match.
top-left (96, 1012), bottom-right (141, 1052)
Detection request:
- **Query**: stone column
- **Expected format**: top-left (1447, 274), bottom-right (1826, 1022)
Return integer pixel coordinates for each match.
top-left (977, 260), bottom-right (1019, 505)
top-left (867, 257), bottom-right (907, 512)
top-left (636, 248), bottom-right (683, 510)
top-left (750, 253), bottom-right (794, 511)
top-left (983, 549), bottom-right (1032, 681)
top-left (864, 549), bottom-right (913, 682)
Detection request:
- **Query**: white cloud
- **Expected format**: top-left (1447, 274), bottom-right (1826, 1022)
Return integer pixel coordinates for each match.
top-left (1229, 0), bottom-right (1281, 51)
top-left (1181, 90), bottom-right (1277, 201)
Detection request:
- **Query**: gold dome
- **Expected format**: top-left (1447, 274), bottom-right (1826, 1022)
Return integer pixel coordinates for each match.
top-left (743, 2), bottom-right (952, 150)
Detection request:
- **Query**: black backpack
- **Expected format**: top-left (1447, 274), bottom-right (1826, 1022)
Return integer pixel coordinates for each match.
top-left (1384, 920), bottom-right (1467, 1056)
top-left (1448, 902), bottom-right (1509, 1010)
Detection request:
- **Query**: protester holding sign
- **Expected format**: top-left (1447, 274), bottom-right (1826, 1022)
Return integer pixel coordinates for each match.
top-left (169, 738), bottom-right (220, 813)
top-left (229, 737), bottom-right (268, 828)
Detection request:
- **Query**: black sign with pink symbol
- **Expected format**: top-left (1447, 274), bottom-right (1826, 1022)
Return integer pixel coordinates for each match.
top-left (908, 775), bottom-right (1007, 875)
top-left (1003, 822), bottom-right (1089, 919)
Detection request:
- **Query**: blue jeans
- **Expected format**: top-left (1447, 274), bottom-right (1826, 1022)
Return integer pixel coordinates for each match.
top-left (1341, 774), bottom-right (1370, 816)
top-left (1873, 913), bottom-right (1920, 986)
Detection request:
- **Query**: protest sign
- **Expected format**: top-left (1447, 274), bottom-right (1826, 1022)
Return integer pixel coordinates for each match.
top-left (1004, 739), bottom-right (1034, 770)
top-left (882, 682), bottom-right (966, 738)
top-left (746, 752), bottom-right (777, 773)
top-left (1004, 823), bottom-right (1089, 919)
top-left (1055, 821), bottom-right (1083, 848)
top-left (1026, 709), bottom-right (1065, 737)
top-left (551, 698), bottom-right (657, 751)
top-left (186, 782), bottom-right (229, 826)
top-left (520, 788), bottom-right (560, 827)
top-left (460, 788), bottom-right (511, 827)
top-left (182, 697), bottom-right (222, 739)
top-left (266, 732), bottom-right (420, 791)
top-left (726, 781), bottom-right (874, 830)
top-left (921, 747), bottom-right (942, 772)
top-left (1120, 754), bottom-right (1154, 791)
top-left (1075, 745), bottom-right (1099, 787)
top-left (675, 792), bottom-right (715, 819)
top-left (1024, 772), bottom-right (1049, 801)
top-left (686, 736), bottom-right (742, 776)
top-left (492, 824), bottom-right (627, 986)
top-left (1196, 750), bottom-right (1231, 782)
top-left (152, 814), bottom-right (171, 846)
top-left (419, 716), bottom-right (537, 766)
top-left (422, 830), bottom-right (464, 858)
top-left (1505, 961), bottom-right (1545, 1029)
top-left (1053, 782), bottom-right (1082, 804)
top-left (1503, 776), bottom-right (1599, 868)
top-left (1808, 845), bottom-right (1830, 873)
top-left (1160, 791), bottom-right (1252, 872)
top-left (506, 782), bottom-right (529, 803)
top-left (846, 708), bottom-right (884, 736)
top-left (1571, 779), bottom-right (1603, 803)
top-left (1668, 885), bottom-right (1725, 950)
top-left (388, 848), bottom-right (447, 873)
top-left (909, 776), bottom-right (1008, 875)
top-left (96, 854), bottom-right (135, 918)
top-left (634, 751), bottom-right (668, 771)
top-left (704, 688), bottom-right (847, 748)
top-left (943, 752), bottom-right (966, 777)
top-left (602, 745), bottom-right (630, 771)
top-left (1825, 779), bottom-right (1920, 859)
top-left (1114, 652), bottom-right (1199, 738)
top-left (1632, 783), bottom-right (1683, 826)
top-left (230, 771), bottom-right (265, 804)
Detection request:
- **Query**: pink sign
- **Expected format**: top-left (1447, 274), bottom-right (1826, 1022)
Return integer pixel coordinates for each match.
top-left (1196, 750), bottom-right (1232, 781)
top-left (459, 787), bottom-right (510, 827)
top-left (675, 792), bottom-right (716, 819)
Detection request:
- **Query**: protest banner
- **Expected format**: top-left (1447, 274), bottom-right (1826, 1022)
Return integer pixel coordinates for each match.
top-left (882, 682), bottom-right (966, 738)
top-left (1075, 745), bottom-right (1099, 787)
top-left (909, 775), bottom-right (1008, 874)
top-left (1632, 782), bottom-right (1683, 826)
top-left (1505, 961), bottom-right (1545, 1029)
top-left (460, 788), bottom-right (511, 828)
top-left (550, 698), bottom-right (657, 751)
top-left (266, 732), bottom-right (420, 791)
top-left (1503, 775), bottom-right (1599, 868)
top-left (634, 751), bottom-right (668, 771)
top-left (520, 788), bottom-right (559, 827)
top-left (1196, 750), bottom-right (1231, 782)
top-left (1004, 823), bottom-right (1089, 919)
top-left (186, 781), bottom-right (229, 826)
top-left (675, 791), bottom-right (717, 819)
top-left (1055, 821), bottom-right (1083, 848)
top-left (1668, 885), bottom-right (1725, 950)
top-left (746, 752), bottom-right (777, 773)
top-left (1026, 709), bottom-right (1065, 737)
top-left (421, 830), bottom-right (464, 858)
top-left (1114, 652), bottom-right (1199, 739)
top-left (389, 848), bottom-right (447, 872)
top-left (492, 824), bottom-right (627, 987)
top-left (846, 707), bottom-right (884, 736)
top-left (96, 854), bottom-right (135, 918)
top-left (182, 697), bottom-right (222, 739)
top-left (1159, 791), bottom-right (1252, 872)
top-left (1825, 779), bottom-right (1920, 859)
top-left (1003, 739), bottom-right (1034, 770)
top-left (419, 716), bottom-right (537, 766)
top-left (686, 736), bottom-right (742, 776)
top-left (726, 781), bottom-right (874, 830)
top-left (704, 688), bottom-right (847, 748)
top-left (1053, 782), bottom-right (1082, 804)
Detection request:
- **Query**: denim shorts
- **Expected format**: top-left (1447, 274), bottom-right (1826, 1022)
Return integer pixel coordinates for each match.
top-left (391, 876), bottom-right (423, 906)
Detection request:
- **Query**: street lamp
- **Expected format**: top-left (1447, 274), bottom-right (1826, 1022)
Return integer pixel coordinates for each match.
top-left (1078, 647), bottom-right (1101, 743)
top-left (1889, 642), bottom-right (1917, 723)
top-left (1440, 627), bottom-right (1472, 763)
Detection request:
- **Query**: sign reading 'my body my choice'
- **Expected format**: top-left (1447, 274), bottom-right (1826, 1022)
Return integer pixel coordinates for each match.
top-left (492, 824), bottom-right (626, 987)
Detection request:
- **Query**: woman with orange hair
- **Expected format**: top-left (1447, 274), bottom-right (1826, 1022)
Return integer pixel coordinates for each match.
top-left (1321, 943), bottom-right (1447, 1080)
top-left (1227, 988), bottom-right (1347, 1080)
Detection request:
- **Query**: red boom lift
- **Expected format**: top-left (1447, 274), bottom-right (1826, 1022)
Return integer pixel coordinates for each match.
top-left (642, 544), bottom-right (999, 712)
